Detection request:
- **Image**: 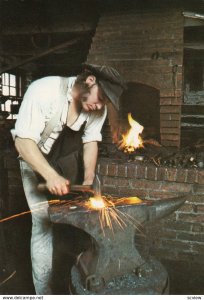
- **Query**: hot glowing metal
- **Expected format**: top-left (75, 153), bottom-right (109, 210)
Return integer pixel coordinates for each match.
top-left (87, 197), bottom-right (106, 210)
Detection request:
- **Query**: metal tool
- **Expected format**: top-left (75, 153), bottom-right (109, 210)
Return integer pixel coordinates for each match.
top-left (49, 194), bottom-right (188, 294)
top-left (92, 174), bottom-right (102, 197)
top-left (37, 174), bottom-right (101, 196)
top-left (37, 182), bottom-right (94, 194)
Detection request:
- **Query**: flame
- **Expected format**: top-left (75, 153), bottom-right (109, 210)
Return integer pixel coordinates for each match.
top-left (119, 113), bottom-right (144, 153)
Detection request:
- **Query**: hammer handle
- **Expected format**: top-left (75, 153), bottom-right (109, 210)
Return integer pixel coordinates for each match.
top-left (37, 183), bottom-right (93, 193)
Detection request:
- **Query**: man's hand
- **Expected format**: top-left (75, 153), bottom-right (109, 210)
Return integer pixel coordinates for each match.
top-left (46, 174), bottom-right (70, 196)
top-left (15, 138), bottom-right (71, 196)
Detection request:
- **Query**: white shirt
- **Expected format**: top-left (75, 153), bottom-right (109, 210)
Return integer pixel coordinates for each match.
top-left (11, 76), bottom-right (107, 154)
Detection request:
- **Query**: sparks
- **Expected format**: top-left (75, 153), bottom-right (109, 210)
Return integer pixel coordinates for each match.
top-left (0, 199), bottom-right (61, 223)
top-left (84, 195), bottom-right (144, 236)
top-left (0, 271), bottom-right (16, 287)
top-left (0, 194), bottom-right (144, 237)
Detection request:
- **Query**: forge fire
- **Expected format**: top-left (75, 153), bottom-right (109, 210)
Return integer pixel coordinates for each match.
top-left (101, 112), bottom-right (204, 169)
top-left (118, 113), bottom-right (144, 153)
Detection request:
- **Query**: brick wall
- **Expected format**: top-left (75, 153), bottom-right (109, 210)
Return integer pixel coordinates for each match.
top-left (97, 157), bottom-right (204, 293)
top-left (87, 8), bottom-right (184, 148)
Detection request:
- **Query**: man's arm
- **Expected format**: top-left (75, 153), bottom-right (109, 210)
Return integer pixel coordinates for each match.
top-left (83, 141), bottom-right (98, 185)
top-left (15, 137), bottom-right (70, 195)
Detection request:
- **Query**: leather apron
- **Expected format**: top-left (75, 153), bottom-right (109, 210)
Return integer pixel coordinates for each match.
top-left (45, 123), bottom-right (86, 185)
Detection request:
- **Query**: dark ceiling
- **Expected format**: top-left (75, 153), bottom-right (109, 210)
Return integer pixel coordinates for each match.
top-left (0, 0), bottom-right (101, 78)
top-left (1, 0), bottom-right (204, 78)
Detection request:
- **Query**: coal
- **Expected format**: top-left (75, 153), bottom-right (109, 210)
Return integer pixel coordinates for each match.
top-left (99, 139), bottom-right (204, 169)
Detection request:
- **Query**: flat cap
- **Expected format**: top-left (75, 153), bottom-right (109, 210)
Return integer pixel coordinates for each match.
top-left (82, 63), bottom-right (126, 110)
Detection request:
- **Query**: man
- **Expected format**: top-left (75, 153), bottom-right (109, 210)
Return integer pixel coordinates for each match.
top-left (11, 63), bottom-right (126, 294)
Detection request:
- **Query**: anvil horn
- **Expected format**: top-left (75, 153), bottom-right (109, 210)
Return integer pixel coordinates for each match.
top-left (150, 194), bottom-right (188, 222)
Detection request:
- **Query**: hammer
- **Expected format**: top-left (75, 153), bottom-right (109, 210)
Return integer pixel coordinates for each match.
top-left (37, 182), bottom-right (95, 195)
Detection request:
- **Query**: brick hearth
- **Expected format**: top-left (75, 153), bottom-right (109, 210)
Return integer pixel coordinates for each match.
top-left (97, 158), bottom-right (204, 198)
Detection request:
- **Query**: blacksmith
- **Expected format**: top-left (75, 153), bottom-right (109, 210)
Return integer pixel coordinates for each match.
top-left (11, 64), bottom-right (126, 294)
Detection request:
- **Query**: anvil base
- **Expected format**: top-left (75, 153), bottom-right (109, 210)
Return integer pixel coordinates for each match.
top-left (70, 256), bottom-right (169, 295)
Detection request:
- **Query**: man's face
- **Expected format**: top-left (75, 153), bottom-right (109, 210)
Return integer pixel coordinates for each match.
top-left (81, 76), bottom-right (108, 112)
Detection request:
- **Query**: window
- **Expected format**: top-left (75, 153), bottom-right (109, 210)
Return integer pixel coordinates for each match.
top-left (184, 59), bottom-right (204, 92)
top-left (0, 73), bottom-right (22, 119)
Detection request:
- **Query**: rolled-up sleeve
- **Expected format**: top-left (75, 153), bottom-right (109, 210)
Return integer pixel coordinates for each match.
top-left (12, 81), bottom-right (47, 143)
top-left (82, 106), bottom-right (107, 143)
top-left (11, 76), bottom-right (60, 143)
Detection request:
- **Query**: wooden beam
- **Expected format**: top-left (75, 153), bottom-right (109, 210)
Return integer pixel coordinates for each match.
top-left (2, 21), bottom-right (95, 35)
top-left (0, 37), bottom-right (81, 73)
top-left (183, 11), bottom-right (204, 27)
top-left (0, 50), bottom-right (34, 57)
top-left (184, 43), bottom-right (204, 50)
top-left (183, 11), bottom-right (204, 20)
top-left (0, 46), bottom-right (88, 57)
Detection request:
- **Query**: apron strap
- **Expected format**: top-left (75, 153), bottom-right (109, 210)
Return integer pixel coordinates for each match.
top-left (38, 77), bottom-right (69, 148)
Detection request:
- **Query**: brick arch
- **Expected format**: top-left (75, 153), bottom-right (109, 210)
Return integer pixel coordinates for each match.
top-left (120, 81), bottom-right (160, 141)
top-left (122, 71), bottom-right (162, 93)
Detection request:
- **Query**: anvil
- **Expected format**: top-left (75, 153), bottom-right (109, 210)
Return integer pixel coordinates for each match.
top-left (48, 194), bottom-right (187, 294)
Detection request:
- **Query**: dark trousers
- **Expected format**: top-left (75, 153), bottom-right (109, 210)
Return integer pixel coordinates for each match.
top-left (48, 125), bottom-right (91, 294)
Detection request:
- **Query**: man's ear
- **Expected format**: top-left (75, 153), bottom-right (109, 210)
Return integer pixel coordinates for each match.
top-left (85, 75), bottom-right (96, 86)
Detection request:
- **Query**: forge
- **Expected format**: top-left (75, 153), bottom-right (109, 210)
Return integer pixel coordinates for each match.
top-left (48, 194), bottom-right (188, 295)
